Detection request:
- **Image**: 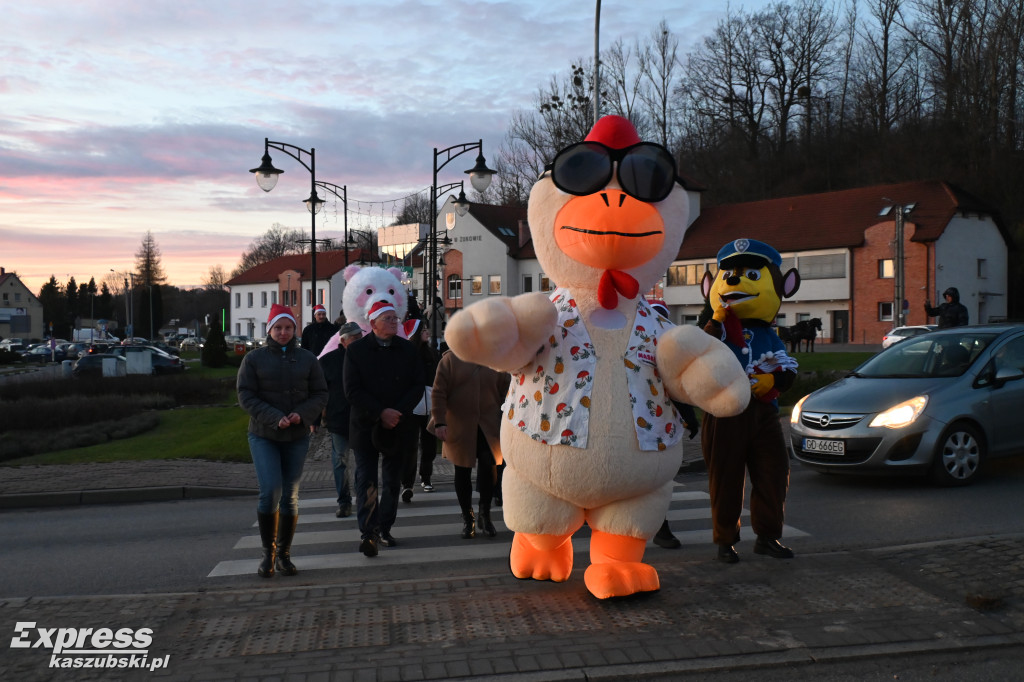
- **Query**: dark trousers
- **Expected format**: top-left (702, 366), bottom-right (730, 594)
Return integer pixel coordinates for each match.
top-left (454, 429), bottom-right (497, 513)
top-left (701, 400), bottom-right (790, 545)
top-left (352, 422), bottom-right (415, 540)
top-left (401, 415), bottom-right (437, 487)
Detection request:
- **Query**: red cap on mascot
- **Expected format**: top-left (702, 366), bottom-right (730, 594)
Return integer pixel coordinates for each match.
top-left (585, 115), bottom-right (641, 149)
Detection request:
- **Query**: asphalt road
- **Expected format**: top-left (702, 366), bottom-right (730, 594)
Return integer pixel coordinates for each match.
top-left (2, 456), bottom-right (1023, 599)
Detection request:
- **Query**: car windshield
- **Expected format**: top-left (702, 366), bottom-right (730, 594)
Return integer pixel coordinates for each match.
top-left (854, 331), bottom-right (999, 378)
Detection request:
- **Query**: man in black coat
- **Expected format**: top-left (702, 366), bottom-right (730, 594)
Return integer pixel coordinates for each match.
top-left (924, 287), bottom-right (969, 328)
top-left (301, 305), bottom-right (340, 356)
top-left (319, 321), bottom-right (364, 519)
top-left (344, 301), bottom-right (424, 557)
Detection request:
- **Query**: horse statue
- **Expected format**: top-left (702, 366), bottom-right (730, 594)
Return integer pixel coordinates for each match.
top-left (780, 318), bottom-right (823, 353)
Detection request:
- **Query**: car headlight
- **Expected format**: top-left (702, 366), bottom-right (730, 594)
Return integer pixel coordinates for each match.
top-left (790, 394), bottom-right (808, 425)
top-left (868, 396), bottom-right (928, 429)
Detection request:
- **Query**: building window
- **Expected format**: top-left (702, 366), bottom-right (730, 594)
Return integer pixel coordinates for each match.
top-left (539, 274), bottom-right (553, 292)
top-left (318, 288), bottom-right (325, 304)
top-left (14, 292), bottom-right (21, 302)
top-left (780, 257), bottom-right (795, 272)
top-left (977, 258), bottom-right (988, 278)
top-left (471, 276), bottom-right (483, 295)
top-left (523, 275), bottom-right (533, 293)
top-left (261, 291), bottom-right (267, 307)
top-left (1, 293), bottom-right (7, 304)
top-left (247, 292), bottom-right (253, 308)
top-left (681, 314), bottom-right (698, 326)
top-left (488, 275), bottom-right (501, 295)
top-left (878, 259), bottom-right (894, 278)
top-left (260, 323), bottom-right (267, 336)
top-left (879, 302), bottom-right (894, 321)
top-left (666, 264), bottom-right (702, 286)
top-left (776, 314), bottom-right (786, 327)
top-left (235, 293), bottom-right (241, 308)
top-left (447, 275), bottom-right (462, 300)
top-left (796, 313), bottom-right (810, 322)
top-left (271, 290), bottom-right (277, 305)
top-left (799, 254), bottom-right (846, 279)
top-left (235, 323), bottom-right (241, 335)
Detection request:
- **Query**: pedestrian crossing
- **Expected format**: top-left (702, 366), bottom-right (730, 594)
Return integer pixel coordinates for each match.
top-left (206, 485), bottom-right (808, 578)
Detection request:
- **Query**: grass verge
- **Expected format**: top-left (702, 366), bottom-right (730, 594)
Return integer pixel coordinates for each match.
top-left (2, 406), bottom-right (251, 466)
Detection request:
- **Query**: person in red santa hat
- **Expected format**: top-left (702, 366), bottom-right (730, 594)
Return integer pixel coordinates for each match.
top-left (343, 300), bottom-right (424, 556)
top-left (301, 303), bottom-right (340, 357)
top-left (237, 303), bottom-right (328, 578)
top-left (398, 318), bottom-right (438, 500)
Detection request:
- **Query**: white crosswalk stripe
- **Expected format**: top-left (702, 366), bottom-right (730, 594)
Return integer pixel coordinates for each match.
top-left (207, 485), bottom-right (808, 578)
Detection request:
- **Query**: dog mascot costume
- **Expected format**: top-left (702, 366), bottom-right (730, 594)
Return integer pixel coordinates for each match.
top-left (700, 238), bottom-right (800, 564)
top-left (445, 116), bottom-right (750, 599)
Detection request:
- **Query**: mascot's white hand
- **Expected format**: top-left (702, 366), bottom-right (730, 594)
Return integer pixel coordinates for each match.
top-left (445, 292), bottom-right (557, 372)
top-left (656, 325), bottom-right (750, 418)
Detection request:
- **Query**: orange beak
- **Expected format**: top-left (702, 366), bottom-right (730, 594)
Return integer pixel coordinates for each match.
top-left (553, 190), bottom-right (665, 270)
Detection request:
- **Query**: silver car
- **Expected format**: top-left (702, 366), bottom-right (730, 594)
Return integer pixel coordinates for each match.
top-left (790, 324), bottom-right (1024, 485)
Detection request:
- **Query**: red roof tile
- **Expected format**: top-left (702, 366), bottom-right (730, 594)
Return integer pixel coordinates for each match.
top-left (678, 180), bottom-right (999, 259)
top-left (226, 248), bottom-right (374, 286)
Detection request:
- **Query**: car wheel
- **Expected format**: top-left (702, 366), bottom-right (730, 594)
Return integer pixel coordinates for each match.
top-left (930, 422), bottom-right (984, 486)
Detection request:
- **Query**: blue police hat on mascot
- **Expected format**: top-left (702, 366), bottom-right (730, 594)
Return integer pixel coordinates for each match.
top-left (716, 238), bottom-right (782, 267)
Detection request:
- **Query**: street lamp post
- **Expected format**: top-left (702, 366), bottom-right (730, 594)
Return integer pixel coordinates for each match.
top-left (428, 141), bottom-right (495, 348)
top-left (250, 138), bottom-right (325, 323)
top-left (313, 181), bottom-right (349, 266)
top-left (880, 201), bottom-right (917, 328)
top-left (422, 181), bottom-right (470, 318)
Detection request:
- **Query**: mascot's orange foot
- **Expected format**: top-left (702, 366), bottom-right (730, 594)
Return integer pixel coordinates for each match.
top-left (585, 529), bottom-right (659, 599)
top-left (584, 562), bottom-right (660, 599)
top-left (510, 532), bottom-right (573, 582)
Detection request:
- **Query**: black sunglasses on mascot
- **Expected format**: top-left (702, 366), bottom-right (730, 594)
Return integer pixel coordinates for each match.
top-left (546, 141), bottom-right (679, 203)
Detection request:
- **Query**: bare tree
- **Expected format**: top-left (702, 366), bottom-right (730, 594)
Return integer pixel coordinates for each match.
top-left (638, 19), bottom-right (682, 148)
top-left (233, 224), bottom-right (306, 276)
top-left (203, 265), bottom-right (228, 291)
top-left (392, 192), bottom-right (433, 226)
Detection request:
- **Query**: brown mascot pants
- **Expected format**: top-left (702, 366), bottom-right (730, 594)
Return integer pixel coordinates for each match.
top-left (701, 400), bottom-right (790, 545)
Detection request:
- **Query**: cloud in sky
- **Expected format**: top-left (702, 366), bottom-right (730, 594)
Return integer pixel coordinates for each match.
top-left (1, 0), bottom-right (770, 293)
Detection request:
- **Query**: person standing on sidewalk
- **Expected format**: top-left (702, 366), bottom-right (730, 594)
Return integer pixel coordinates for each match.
top-left (924, 287), bottom-right (969, 328)
top-left (400, 318), bottom-right (438, 501)
top-left (238, 303), bottom-right (328, 578)
top-left (344, 301), bottom-right (423, 557)
top-left (319, 321), bottom-right (364, 518)
top-left (301, 304), bottom-right (340, 356)
top-left (429, 349), bottom-right (510, 539)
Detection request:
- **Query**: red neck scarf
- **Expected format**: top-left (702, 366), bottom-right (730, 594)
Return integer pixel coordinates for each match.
top-left (597, 270), bottom-right (639, 310)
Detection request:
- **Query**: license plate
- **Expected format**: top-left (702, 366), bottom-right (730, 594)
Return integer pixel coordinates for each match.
top-left (802, 438), bottom-right (845, 455)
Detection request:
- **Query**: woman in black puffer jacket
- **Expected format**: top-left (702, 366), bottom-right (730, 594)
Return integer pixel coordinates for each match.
top-left (237, 304), bottom-right (327, 579)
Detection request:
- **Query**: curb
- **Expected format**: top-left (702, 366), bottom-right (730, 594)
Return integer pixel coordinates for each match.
top-left (0, 485), bottom-right (256, 509)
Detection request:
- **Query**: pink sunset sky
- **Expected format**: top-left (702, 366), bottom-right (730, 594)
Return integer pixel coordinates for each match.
top-left (1, 0), bottom-right (771, 294)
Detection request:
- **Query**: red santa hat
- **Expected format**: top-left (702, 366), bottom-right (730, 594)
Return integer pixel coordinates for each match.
top-left (403, 319), bottom-right (422, 338)
top-left (267, 303), bottom-right (296, 329)
top-left (367, 300), bottom-right (396, 321)
top-left (312, 304), bottom-right (327, 315)
top-left (585, 114), bottom-right (641, 149)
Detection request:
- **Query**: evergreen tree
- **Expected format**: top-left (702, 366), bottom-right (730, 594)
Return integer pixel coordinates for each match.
top-left (201, 326), bottom-right (228, 368)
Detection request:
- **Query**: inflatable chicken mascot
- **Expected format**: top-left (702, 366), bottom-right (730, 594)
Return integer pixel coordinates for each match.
top-left (445, 116), bottom-right (751, 599)
top-left (700, 239), bottom-right (800, 564)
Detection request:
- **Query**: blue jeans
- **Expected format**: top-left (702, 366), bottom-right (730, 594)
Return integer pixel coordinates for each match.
top-left (330, 431), bottom-right (352, 507)
top-left (248, 433), bottom-right (309, 515)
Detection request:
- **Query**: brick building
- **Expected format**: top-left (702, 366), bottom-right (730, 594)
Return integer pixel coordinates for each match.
top-left (665, 180), bottom-right (1010, 344)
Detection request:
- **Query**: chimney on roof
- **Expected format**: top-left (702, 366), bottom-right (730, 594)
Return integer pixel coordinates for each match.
top-left (518, 220), bottom-right (531, 249)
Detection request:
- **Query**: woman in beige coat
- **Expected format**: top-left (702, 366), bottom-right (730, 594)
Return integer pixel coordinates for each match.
top-left (430, 350), bottom-right (511, 538)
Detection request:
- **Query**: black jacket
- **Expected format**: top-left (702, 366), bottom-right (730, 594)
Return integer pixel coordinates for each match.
top-left (237, 337), bottom-right (327, 441)
top-left (301, 320), bottom-right (340, 356)
top-left (924, 287), bottom-right (969, 328)
top-left (343, 333), bottom-right (424, 442)
top-left (319, 344), bottom-right (351, 437)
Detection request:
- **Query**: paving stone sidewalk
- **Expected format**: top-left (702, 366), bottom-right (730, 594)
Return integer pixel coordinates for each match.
top-left (2, 535), bottom-right (1022, 681)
